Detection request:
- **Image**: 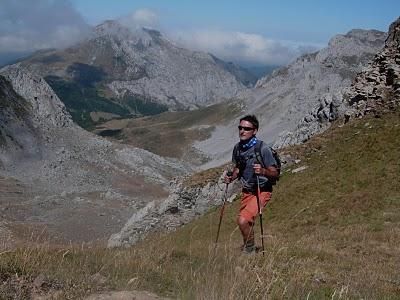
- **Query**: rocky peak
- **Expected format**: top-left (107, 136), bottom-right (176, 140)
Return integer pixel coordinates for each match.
top-left (344, 17), bottom-right (400, 117)
top-left (93, 20), bottom-right (130, 37)
top-left (93, 20), bottom-right (167, 48)
top-left (315, 29), bottom-right (386, 69)
top-left (386, 17), bottom-right (400, 47)
top-left (344, 29), bottom-right (385, 43)
top-left (19, 19), bottom-right (245, 116)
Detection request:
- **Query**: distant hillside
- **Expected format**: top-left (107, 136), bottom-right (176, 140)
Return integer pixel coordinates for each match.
top-left (18, 21), bottom-right (246, 129)
top-left (94, 101), bottom-right (243, 163)
top-left (245, 64), bottom-right (280, 79)
top-left (210, 55), bottom-right (259, 87)
top-left (0, 65), bottom-right (187, 242)
top-left (0, 51), bottom-right (32, 67)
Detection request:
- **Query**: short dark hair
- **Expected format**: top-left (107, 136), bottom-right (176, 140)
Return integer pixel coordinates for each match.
top-left (239, 114), bottom-right (259, 129)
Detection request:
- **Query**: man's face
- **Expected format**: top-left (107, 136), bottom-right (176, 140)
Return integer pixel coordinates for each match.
top-left (238, 120), bottom-right (257, 141)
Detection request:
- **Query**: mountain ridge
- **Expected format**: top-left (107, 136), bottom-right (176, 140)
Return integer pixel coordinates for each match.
top-left (17, 20), bottom-right (248, 128)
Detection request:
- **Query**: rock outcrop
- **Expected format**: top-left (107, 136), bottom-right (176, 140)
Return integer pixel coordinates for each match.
top-left (344, 17), bottom-right (400, 116)
top-left (108, 174), bottom-right (239, 247)
top-left (262, 29), bottom-right (386, 149)
top-left (0, 75), bottom-right (40, 166)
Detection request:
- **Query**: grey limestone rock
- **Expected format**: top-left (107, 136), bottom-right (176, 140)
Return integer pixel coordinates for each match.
top-left (344, 17), bottom-right (400, 117)
top-left (108, 175), bottom-right (239, 247)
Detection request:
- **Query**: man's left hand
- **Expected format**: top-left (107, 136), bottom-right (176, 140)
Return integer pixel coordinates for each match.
top-left (253, 163), bottom-right (263, 175)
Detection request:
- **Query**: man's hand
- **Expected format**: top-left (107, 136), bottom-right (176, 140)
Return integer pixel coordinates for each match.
top-left (224, 175), bottom-right (232, 184)
top-left (253, 163), bottom-right (262, 174)
top-left (224, 170), bottom-right (234, 184)
top-left (224, 171), bottom-right (233, 184)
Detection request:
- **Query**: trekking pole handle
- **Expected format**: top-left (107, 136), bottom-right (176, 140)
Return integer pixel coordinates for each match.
top-left (225, 170), bottom-right (233, 184)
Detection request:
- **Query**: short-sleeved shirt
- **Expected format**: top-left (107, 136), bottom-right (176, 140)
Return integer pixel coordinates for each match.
top-left (232, 140), bottom-right (277, 192)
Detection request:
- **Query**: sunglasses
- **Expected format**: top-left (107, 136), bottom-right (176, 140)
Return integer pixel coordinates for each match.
top-left (238, 126), bottom-right (255, 131)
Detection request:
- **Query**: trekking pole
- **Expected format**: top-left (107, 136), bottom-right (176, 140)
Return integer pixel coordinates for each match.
top-left (214, 171), bottom-right (232, 247)
top-left (255, 174), bottom-right (265, 256)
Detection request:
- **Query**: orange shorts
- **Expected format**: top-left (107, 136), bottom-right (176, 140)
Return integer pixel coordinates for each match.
top-left (239, 191), bottom-right (271, 223)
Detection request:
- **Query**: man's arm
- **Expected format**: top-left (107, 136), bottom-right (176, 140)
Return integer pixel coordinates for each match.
top-left (253, 164), bottom-right (278, 180)
top-left (261, 165), bottom-right (278, 179)
top-left (253, 143), bottom-right (279, 180)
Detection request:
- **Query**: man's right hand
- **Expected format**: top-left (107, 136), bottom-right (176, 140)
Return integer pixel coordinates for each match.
top-left (224, 175), bottom-right (232, 184)
top-left (224, 170), bottom-right (234, 184)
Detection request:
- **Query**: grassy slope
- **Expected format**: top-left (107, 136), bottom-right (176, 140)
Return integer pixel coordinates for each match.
top-left (96, 101), bottom-right (243, 159)
top-left (1, 110), bottom-right (399, 299)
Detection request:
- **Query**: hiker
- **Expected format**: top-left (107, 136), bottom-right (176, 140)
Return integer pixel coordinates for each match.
top-left (224, 114), bottom-right (279, 254)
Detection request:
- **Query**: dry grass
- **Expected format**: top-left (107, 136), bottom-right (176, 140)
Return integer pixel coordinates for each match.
top-left (182, 165), bottom-right (226, 188)
top-left (95, 101), bottom-right (242, 159)
top-left (1, 109), bottom-right (400, 299)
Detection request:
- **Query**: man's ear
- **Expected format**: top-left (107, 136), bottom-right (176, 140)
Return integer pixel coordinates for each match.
top-left (254, 129), bottom-right (258, 135)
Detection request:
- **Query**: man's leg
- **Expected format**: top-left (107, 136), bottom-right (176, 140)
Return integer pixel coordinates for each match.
top-left (238, 191), bottom-right (271, 252)
top-left (237, 216), bottom-right (254, 247)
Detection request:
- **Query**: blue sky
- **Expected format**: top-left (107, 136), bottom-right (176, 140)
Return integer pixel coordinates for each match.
top-left (71, 0), bottom-right (399, 43)
top-left (1, 0), bottom-right (400, 66)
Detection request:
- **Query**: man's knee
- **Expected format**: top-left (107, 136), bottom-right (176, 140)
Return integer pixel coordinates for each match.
top-left (237, 216), bottom-right (252, 228)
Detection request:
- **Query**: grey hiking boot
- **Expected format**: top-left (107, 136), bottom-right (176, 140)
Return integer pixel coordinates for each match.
top-left (242, 244), bottom-right (256, 254)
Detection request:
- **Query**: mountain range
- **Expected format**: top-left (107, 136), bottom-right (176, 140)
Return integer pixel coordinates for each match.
top-left (18, 20), bottom-right (253, 129)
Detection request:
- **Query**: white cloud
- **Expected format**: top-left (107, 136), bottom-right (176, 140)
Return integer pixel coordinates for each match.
top-left (133, 9), bottom-right (158, 26)
top-left (0, 0), bottom-right (90, 53)
top-left (169, 29), bottom-right (321, 65)
top-left (0, 1), bottom-right (320, 66)
top-left (119, 8), bottom-right (159, 29)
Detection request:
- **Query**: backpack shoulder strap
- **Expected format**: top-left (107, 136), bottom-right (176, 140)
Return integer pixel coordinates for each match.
top-left (233, 142), bottom-right (240, 164)
top-left (254, 140), bottom-right (265, 168)
top-left (270, 148), bottom-right (281, 171)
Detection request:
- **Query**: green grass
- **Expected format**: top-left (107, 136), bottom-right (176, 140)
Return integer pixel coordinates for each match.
top-left (45, 75), bottom-right (132, 129)
top-left (123, 94), bottom-right (169, 116)
top-left (1, 109), bottom-right (400, 299)
top-left (45, 75), bottom-right (169, 130)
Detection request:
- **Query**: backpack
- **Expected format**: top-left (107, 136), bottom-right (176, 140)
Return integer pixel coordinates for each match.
top-left (234, 140), bottom-right (281, 185)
